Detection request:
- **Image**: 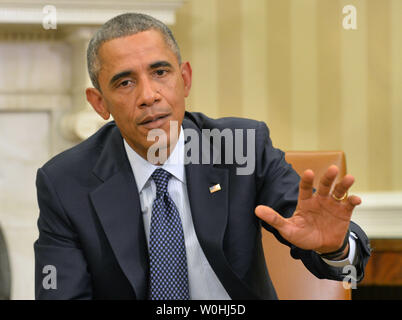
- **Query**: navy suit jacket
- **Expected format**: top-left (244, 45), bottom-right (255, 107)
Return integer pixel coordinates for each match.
top-left (34, 111), bottom-right (371, 299)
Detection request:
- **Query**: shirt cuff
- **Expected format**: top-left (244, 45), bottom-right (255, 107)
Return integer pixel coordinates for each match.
top-left (321, 232), bottom-right (357, 268)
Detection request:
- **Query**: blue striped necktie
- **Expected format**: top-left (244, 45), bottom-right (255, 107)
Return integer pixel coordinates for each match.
top-left (148, 168), bottom-right (190, 300)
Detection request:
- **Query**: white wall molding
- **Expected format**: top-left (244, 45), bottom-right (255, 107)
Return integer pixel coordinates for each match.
top-left (0, 0), bottom-right (184, 25)
top-left (353, 192), bottom-right (402, 239)
top-left (0, 0), bottom-right (185, 141)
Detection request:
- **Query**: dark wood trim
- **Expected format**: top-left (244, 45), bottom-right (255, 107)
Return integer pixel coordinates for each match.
top-left (360, 239), bottom-right (402, 286)
top-left (369, 239), bottom-right (402, 252)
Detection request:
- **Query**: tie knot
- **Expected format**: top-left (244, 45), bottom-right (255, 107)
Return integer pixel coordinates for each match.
top-left (151, 168), bottom-right (171, 195)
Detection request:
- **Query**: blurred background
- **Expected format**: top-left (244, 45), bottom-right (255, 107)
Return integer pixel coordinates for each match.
top-left (0, 0), bottom-right (401, 299)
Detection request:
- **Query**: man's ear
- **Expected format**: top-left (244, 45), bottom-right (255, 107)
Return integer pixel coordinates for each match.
top-left (181, 62), bottom-right (192, 98)
top-left (86, 87), bottom-right (110, 120)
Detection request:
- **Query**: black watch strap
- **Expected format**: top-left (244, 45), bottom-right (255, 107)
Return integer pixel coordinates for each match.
top-left (318, 229), bottom-right (350, 260)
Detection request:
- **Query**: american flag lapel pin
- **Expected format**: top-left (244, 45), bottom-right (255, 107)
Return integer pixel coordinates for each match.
top-left (209, 184), bottom-right (221, 194)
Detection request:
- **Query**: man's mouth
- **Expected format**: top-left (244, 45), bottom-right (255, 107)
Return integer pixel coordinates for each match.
top-left (139, 113), bottom-right (171, 129)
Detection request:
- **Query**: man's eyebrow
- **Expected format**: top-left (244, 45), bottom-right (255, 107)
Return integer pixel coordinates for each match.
top-left (109, 70), bottom-right (133, 86)
top-left (149, 61), bottom-right (173, 69)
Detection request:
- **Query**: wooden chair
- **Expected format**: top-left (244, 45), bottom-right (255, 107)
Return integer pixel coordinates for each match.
top-left (262, 151), bottom-right (351, 300)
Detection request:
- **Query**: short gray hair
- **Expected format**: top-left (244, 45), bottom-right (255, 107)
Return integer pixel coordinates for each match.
top-left (87, 12), bottom-right (182, 91)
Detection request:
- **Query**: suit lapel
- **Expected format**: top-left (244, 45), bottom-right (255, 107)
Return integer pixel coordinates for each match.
top-left (182, 117), bottom-right (258, 299)
top-left (90, 126), bottom-right (148, 299)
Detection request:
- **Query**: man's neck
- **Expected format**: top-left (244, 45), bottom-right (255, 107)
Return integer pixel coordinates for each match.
top-left (124, 126), bottom-right (183, 166)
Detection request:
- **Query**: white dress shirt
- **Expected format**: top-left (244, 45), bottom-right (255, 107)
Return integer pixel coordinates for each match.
top-left (124, 128), bottom-right (231, 300)
top-left (123, 126), bottom-right (357, 299)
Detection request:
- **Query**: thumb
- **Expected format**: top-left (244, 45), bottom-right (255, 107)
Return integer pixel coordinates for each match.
top-left (255, 205), bottom-right (288, 231)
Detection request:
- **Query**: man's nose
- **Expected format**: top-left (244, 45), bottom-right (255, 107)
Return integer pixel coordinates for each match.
top-left (137, 77), bottom-right (160, 107)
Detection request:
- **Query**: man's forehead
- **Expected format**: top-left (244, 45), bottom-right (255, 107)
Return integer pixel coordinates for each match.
top-left (99, 30), bottom-right (171, 60)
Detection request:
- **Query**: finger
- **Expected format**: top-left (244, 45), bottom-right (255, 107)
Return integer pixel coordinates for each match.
top-left (298, 169), bottom-right (314, 200)
top-left (332, 174), bottom-right (355, 201)
top-left (317, 165), bottom-right (339, 197)
top-left (345, 195), bottom-right (362, 212)
top-left (255, 205), bottom-right (290, 233)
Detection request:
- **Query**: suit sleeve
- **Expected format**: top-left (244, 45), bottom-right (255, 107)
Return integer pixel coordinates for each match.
top-left (254, 121), bottom-right (371, 282)
top-left (34, 168), bottom-right (93, 299)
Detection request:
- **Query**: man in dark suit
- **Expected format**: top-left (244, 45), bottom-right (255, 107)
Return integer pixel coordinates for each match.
top-left (34, 13), bottom-right (370, 300)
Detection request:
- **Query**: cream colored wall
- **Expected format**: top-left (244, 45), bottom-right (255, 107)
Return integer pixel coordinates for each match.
top-left (171, 0), bottom-right (402, 192)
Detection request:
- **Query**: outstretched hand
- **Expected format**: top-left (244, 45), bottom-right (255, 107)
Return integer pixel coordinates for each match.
top-left (255, 165), bottom-right (361, 256)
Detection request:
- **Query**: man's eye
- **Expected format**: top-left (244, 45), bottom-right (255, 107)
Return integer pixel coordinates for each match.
top-left (155, 69), bottom-right (167, 76)
top-left (119, 80), bottom-right (133, 87)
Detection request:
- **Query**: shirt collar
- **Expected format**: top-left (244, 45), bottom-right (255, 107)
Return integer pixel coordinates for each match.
top-left (123, 126), bottom-right (186, 192)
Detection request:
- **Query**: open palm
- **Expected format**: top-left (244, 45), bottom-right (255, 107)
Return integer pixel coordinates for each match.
top-left (255, 165), bottom-right (361, 254)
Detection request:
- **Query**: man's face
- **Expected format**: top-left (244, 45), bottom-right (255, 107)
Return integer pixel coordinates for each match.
top-left (86, 29), bottom-right (192, 160)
